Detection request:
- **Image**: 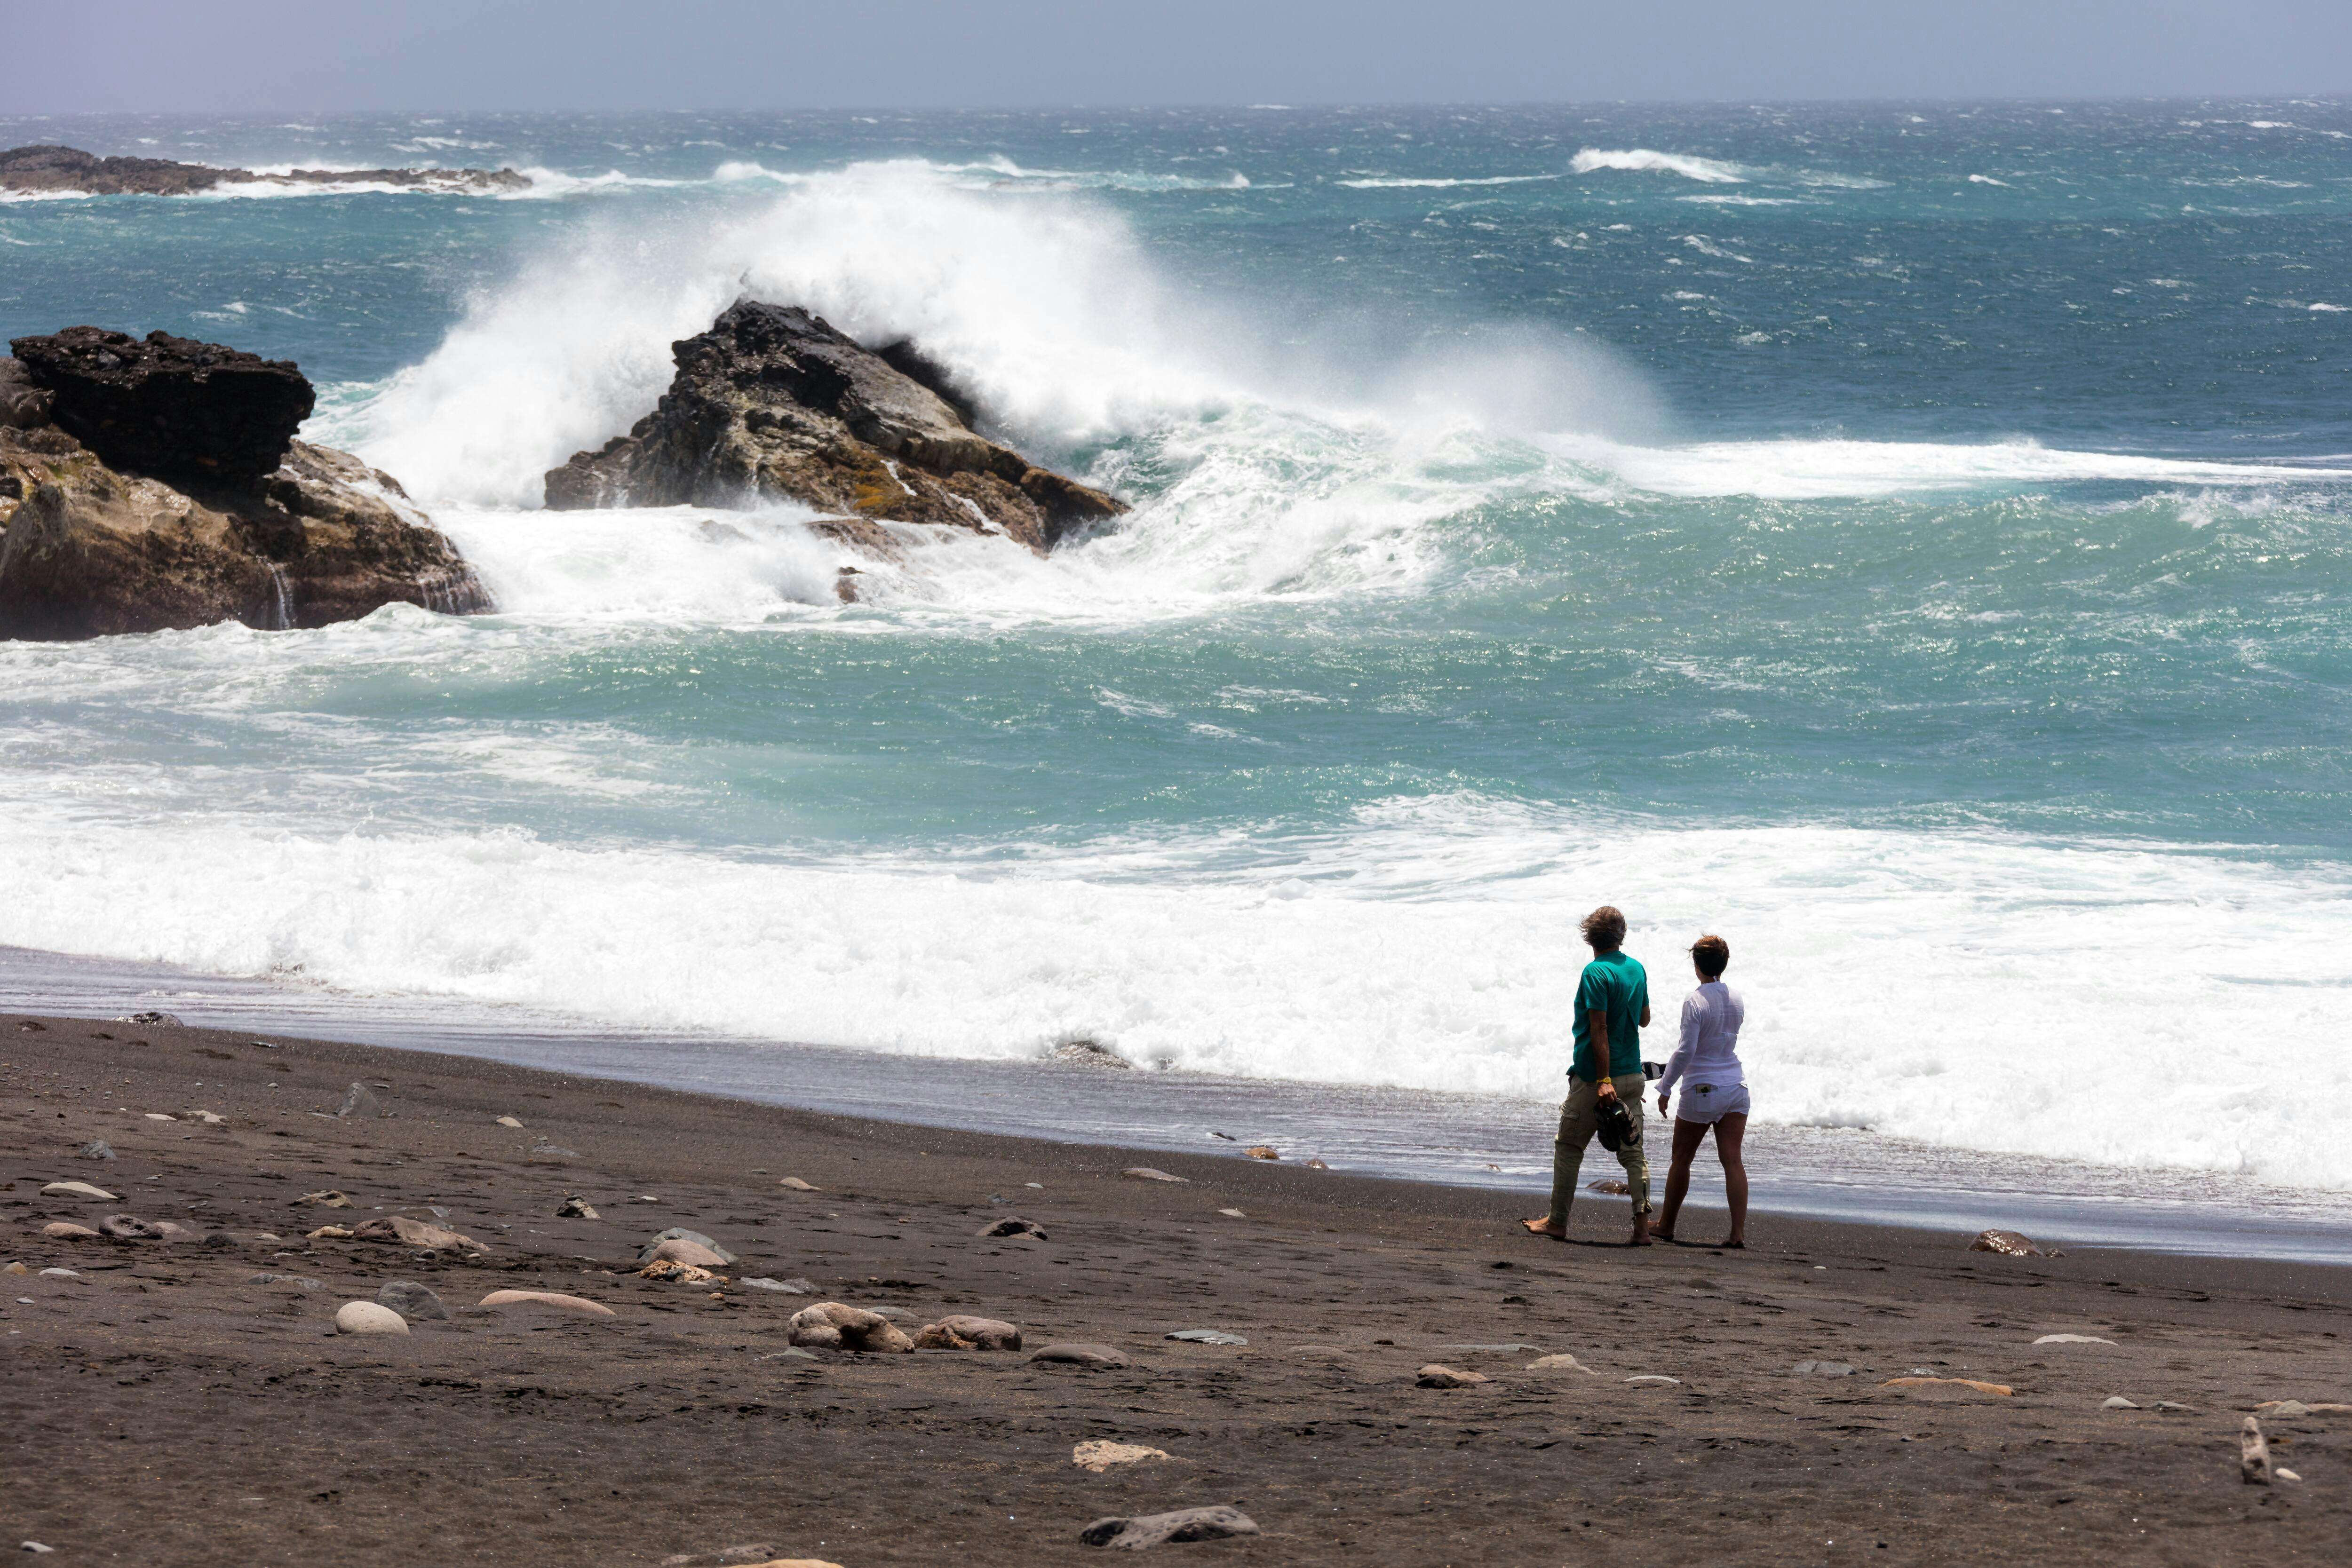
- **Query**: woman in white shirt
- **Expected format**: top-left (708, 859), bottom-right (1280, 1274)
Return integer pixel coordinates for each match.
top-left (1653, 934), bottom-right (1748, 1248)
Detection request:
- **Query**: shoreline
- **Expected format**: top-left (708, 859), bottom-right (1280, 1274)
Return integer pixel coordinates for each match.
top-left (5, 1008), bottom-right (2348, 1565)
top-left (6, 941), bottom-right (2350, 1266)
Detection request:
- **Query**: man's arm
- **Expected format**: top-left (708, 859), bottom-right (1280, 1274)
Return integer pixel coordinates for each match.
top-left (1590, 1010), bottom-right (1615, 1099)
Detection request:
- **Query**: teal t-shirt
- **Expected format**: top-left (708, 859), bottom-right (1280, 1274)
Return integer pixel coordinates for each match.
top-left (1570, 949), bottom-right (1649, 1082)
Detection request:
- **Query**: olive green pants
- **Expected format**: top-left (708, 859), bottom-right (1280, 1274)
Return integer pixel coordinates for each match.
top-left (1547, 1073), bottom-right (1651, 1225)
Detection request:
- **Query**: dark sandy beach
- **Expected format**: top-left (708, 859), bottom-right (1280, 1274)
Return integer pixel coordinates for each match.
top-left (4, 1011), bottom-right (2347, 1566)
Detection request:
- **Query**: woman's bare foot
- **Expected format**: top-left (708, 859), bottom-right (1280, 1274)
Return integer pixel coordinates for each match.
top-left (1520, 1217), bottom-right (1566, 1239)
top-left (1650, 1229), bottom-right (1676, 1244)
top-left (1720, 1237), bottom-right (1745, 1249)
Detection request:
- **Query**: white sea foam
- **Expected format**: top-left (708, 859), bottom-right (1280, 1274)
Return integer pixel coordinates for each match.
top-left (0, 783), bottom-right (2343, 1190)
top-left (1572, 148), bottom-right (1748, 183)
top-left (1338, 174), bottom-right (1561, 190)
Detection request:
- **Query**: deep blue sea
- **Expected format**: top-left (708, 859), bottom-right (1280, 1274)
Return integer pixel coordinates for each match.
top-left (2, 103), bottom-right (2348, 1198)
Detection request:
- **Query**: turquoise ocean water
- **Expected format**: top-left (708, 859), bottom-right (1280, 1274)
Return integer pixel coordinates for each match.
top-left (1, 103), bottom-right (2348, 1204)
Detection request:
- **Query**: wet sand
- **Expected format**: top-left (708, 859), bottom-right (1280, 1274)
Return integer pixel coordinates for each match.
top-left (4, 1011), bottom-right (2348, 1565)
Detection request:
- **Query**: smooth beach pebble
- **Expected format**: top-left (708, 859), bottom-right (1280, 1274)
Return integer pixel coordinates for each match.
top-left (38, 1267), bottom-right (79, 1279)
top-left (2034, 1333), bottom-right (2118, 1346)
top-left (2103, 1395), bottom-right (2140, 1409)
top-left (1793, 1361), bottom-right (1857, 1377)
top-left (1416, 1364), bottom-right (1488, 1388)
top-left (40, 1180), bottom-right (118, 1201)
top-left (1165, 1329), bottom-right (1248, 1346)
top-left (1528, 1354), bottom-right (1597, 1374)
top-left (477, 1289), bottom-right (615, 1316)
top-left (1120, 1167), bottom-right (1187, 1183)
top-left (40, 1223), bottom-right (99, 1240)
top-left (1217, 1208), bottom-right (1245, 1218)
top-left (1029, 1342), bottom-right (1130, 1368)
top-left (1627, 1374), bottom-right (1682, 1386)
top-left (1882, 1376), bottom-right (2014, 1398)
top-left (777, 1177), bottom-right (819, 1191)
top-left (334, 1300), bottom-right (410, 1336)
top-left (494, 1115), bottom-right (524, 1127)
top-left (376, 1281), bottom-right (448, 1321)
top-left (144, 1112), bottom-right (176, 1121)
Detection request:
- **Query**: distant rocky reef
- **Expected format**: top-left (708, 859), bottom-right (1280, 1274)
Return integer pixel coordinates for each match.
top-left (0, 144), bottom-right (528, 197)
top-left (0, 329), bottom-right (491, 641)
top-left (544, 302), bottom-right (1126, 558)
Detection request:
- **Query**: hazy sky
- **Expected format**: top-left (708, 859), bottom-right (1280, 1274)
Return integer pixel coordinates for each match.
top-left (16, 0), bottom-right (2352, 113)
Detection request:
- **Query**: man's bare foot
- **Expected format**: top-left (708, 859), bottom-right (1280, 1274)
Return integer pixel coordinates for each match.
top-left (1629, 1214), bottom-right (1653, 1247)
top-left (1720, 1238), bottom-right (1745, 1249)
top-left (1520, 1217), bottom-right (1566, 1239)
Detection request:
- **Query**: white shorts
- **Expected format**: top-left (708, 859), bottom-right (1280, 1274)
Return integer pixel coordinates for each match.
top-left (1674, 1081), bottom-right (1749, 1124)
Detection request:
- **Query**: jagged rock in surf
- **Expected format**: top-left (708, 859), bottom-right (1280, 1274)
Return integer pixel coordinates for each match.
top-left (0, 143), bottom-right (529, 198)
top-left (0, 339), bottom-right (491, 641)
top-left (542, 301), bottom-right (1126, 555)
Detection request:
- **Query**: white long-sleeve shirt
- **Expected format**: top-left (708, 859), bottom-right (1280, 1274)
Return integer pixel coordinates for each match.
top-left (1658, 981), bottom-right (1746, 1100)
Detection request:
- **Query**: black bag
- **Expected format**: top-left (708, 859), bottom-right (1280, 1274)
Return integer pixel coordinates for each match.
top-left (1595, 1091), bottom-right (1637, 1153)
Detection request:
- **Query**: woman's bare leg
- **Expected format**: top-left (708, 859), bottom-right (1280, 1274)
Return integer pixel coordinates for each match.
top-left (1714, 1113), bottom-right (1749, 1246)
top-left (1654, 1116), bottom-right (1709, 1242)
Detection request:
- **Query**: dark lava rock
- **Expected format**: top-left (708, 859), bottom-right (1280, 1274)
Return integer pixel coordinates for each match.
top-left (0, 144), bottom-right (528, 198)
top-left (78, 1140), bottom-right (115, 1161)
top-left (10, 327), bottom-right (314, 483)
top-left (375, 1280), bottom-right (449, 1321)
top-left (542, 301), bottom-right (1125, 554)
top-left (1079, 1505), bottom-right (1260, 1549)
top-left (976, 1216), bottom-right (1049, 1241)
top-left (1969, 1228), bottom-right (2060, 1258)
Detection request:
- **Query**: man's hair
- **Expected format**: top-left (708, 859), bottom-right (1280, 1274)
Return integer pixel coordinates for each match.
top-left (1581, 905), bottom-right (1627, 952)
top-left (1691, 934), bottom-right (1730, 979)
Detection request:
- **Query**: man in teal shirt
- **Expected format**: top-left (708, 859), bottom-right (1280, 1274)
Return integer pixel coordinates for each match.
top-left (1523, 904), bottom-right (1653, 1245)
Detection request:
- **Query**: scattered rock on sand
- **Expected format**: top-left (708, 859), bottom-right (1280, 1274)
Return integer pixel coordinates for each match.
top-left (1245, 1146), bottom-right (1279, 1160)
top-left (1528, 1354), bottom-right (1597, 1374)
top-left (40, 1180), bottom-right (117, 1201)
top-left (337, 1082), bottom-right (386, 1118)
top-left (1165, 1329), bottom-right (1248, 1346)
top-left (307, 1225), bottom-right (354, 1240)
top-left (1793, 1360), bottom-right (1857, 1377)
top-left (555, 1196), bottom-right (599, 1219)
top-left (248, 1273), bottom-right (322, 1290)
top-left (477, 1289), bottom-right (615, 1317)
top-left (740, 1276), bottom-right (815, 1294)
top-left (1303, 1158), bottom-right (1331, 1171)
top-left (2033, 1333), bottom-right (2117, 1346)
top-left (122, 1010), bottom-right (181, 1026)
top-left (1627, 1375), bottom-right (1682, 1386)
top-left (1588, 1179), bottom-right (1631, 1195)
top-left (144, 1112), bottom-right (176, 1122)
top-left (644, 1227), bottom-right (737, 1265)
top-left (639, 1260), bottom-right (723, 1285)
top-left (977, 1217), bottom-right (1049, 1241)
top-left (778, 1177), bottom-right (820, 1191)
top-left (293, 1189), bottom-right (351, 1208)
top-left (2103, 1396), bottom-right (2140, 1409)
top-left (787, 1302), bottom-right (915, 1354)
top-left (2241, 1416), bottom-right (2272, 1484)
top-left (914, 1315), bottom-right (1023, 1351)
top-left (1881, 1376), bottom-right (2013, 1398)
top-left (1970, 1228), bottom-right (2059, 1258)
top-left (1, 1262), bottom-right (25, 1275)
top-left (1120, 1168), bottom-right (1187, 1184)
top-left (1441, 1343), bottom-right (1545, 1355)
top-left (1031, 1342), bottom-right (1131, 1368)
top-left (352, 1215), bottom-right (481, 1252)
top-left (38, 1267), bottom-right (78, 1278)
top-left (1417, 1364), bottom-right (1489, 1388)
top-left (376, 1281), bottom-right (448, 1322)
top-left (494, 1116), bottom-right (524, 1128)
top-left (334, 1300), bottom-right (410, 1336)
top-left (97, 1214), bottom-right (167, 1240)
top-left (1216, 1208), bottom-right (1245, 1218)
top-left (78, 1140), bottom-right (113, 1161)
top-left (658, 1547), bottom-right (848, 1568)
top-left (1079, 1505), bottom-right (1259, 1549)
top-left (40, 1222), bottom-right (98, 1240)
top-left (1073, 1440), bottom-right (1172, 1473)
top-left (641, 1236), bottom-right (731, 1269)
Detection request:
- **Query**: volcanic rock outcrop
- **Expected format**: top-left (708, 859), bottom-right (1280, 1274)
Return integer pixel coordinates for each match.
top-left (0, 144), bottom-right (528, 198)
top-left (0, 329), bottom-right (491, 641)
top-left (542, 302), bottom-right (1125, 554)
